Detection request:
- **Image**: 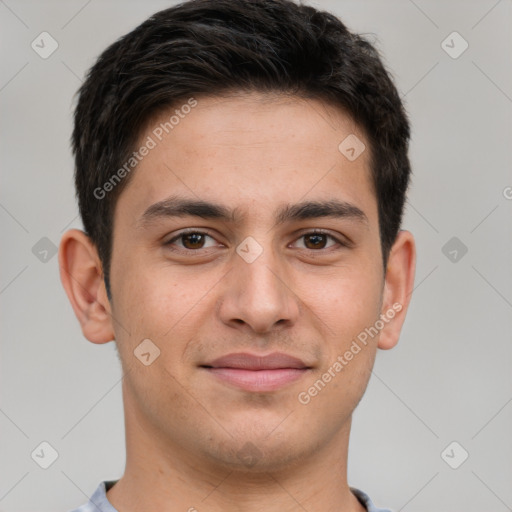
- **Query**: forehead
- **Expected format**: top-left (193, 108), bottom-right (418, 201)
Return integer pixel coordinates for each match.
top-left (115, 92), bottom-right (377, 228)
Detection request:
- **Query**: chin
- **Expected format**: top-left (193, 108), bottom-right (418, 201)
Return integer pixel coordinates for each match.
top-left (199, 427), bottom-right (314, 474)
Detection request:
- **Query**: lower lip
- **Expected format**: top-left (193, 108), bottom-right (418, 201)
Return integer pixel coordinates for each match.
top-left (204, 368), bottom-right (309, 392)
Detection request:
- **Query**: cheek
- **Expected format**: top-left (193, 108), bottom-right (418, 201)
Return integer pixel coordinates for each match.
top-left (298, 278), bottom-right (379, 417)
top-left (306, 269), bottom-right (382, 338)
top-left (110, 259), bottom-right (217, 357)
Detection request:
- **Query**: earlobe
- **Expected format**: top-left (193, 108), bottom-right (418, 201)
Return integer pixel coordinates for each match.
top-left (377, 230), bottom-right (416, 350)
top-left (58, 229), bottom-right (115, 344)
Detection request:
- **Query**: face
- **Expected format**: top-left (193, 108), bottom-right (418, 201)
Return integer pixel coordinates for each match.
top-left (108, 92), bottom-right (386, 471)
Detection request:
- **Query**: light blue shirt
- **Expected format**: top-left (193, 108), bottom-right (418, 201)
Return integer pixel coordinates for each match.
top-left (69, 480), bottom-right (392, 512)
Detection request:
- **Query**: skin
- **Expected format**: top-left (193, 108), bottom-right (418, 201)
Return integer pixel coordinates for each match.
top-left (59, 91), bottom-right (416, 512)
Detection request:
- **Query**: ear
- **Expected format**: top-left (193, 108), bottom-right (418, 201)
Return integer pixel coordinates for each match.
top-left (58, 229), bottom-right (115, 344)
top-left (378, 229), bottom-right (416, 350)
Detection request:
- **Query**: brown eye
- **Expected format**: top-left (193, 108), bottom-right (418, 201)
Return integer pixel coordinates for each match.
top-left (303, 233), bottom-right (328, 249)
top-left (181, 232), bottom-right (206, 249)
top-left (166, 231), bottom-right (218, 251)
top-left (292, 231), bottom-right (342, 251)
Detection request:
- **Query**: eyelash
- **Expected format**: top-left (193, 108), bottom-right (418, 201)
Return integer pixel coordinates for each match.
top-left (164, 228), bottom-right (348, 253)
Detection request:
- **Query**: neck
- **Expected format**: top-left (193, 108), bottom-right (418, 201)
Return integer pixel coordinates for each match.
top-left (107, 386), bottom-right (366, 512)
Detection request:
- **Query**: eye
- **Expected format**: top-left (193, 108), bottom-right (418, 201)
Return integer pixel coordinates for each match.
top-left (291, 230), bottom-right (345, 250)
top-left (165, 230), bottom-right (219, 251)
top-left (164, 229), bottom-right (348, 253)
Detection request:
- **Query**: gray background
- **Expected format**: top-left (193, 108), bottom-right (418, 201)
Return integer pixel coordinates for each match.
top-left (1, 1), bottom-right (511, 511)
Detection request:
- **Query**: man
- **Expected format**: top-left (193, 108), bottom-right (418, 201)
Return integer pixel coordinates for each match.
top-left (60, 0), bottom-right (416, 510)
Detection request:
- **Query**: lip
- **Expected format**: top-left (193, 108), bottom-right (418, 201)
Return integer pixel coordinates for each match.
top-left (200, 352), bottom-right (311, 392)
top-left (205, 352), bottom-right (309, 370)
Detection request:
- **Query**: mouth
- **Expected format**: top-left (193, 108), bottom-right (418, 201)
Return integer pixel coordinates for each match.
top-left (200, 352), bottom-right (312, 392)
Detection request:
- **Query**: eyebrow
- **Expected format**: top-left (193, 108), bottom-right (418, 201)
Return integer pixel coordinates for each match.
top-left (137, 194), bottom-right (368, 228)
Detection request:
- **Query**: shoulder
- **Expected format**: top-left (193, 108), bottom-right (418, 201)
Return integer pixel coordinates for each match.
top-left (67, 480), bottom-right (119, 512)
top-left (350, 487), bottom-right (393, 512)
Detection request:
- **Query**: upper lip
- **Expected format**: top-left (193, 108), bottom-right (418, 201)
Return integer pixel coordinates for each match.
top-left (202, 352), bottom-right (310, 370)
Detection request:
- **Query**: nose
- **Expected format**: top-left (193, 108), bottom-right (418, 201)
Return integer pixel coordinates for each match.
top-left (217, 242), bottom-right (300, 335)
